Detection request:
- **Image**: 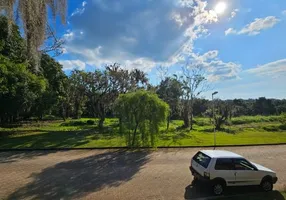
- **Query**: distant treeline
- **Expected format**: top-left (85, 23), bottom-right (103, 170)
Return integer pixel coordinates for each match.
top-left (0, 16), bottom-right (285, 127)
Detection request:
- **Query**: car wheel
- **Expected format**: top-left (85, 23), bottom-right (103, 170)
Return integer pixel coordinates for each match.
top-left (192, 177), bottom-right (199, 185)
top-left (212, 181), bottom-right (225, 195)
top-left (261, 180), bottom-right (273, 192)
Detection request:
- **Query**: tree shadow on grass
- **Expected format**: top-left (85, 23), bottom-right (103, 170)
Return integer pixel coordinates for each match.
top-left (7, 150), bottom-right (150, 200)
top-left (184, 182), bottom-right (285, 200)
top-left (159, 131), bottom-right (203, 147)
top-left (0, 130), bottom-right (95, 149)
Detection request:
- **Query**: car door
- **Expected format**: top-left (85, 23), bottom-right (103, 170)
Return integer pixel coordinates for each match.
top-left (233, 158), bottom-right (260, 186)
top-left (213, 158), bottom-right (236, 186)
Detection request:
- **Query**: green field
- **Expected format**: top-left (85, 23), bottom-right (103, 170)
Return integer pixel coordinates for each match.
top-left (0, 115), bottom-right (286, 149)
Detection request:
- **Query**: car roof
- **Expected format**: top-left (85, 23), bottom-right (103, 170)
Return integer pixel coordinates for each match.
top-left (200, 150), bottom-right (243, 158)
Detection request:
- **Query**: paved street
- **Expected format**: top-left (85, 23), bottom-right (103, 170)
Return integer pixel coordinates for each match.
top-left (0, 145), bottom-right (285, 200)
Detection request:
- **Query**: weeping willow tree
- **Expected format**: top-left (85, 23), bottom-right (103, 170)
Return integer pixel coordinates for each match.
top-left (115, 90), bottom-right (169, 148)
top-left (0, 0), bottom-right (67, 71)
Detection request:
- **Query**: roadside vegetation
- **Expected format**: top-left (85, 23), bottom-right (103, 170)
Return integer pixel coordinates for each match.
top-left (1, 115), bottom-right (286, 149)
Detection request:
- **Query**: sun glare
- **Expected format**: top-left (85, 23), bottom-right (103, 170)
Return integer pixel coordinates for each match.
top-left (214, 2), bottom-right (227, 14)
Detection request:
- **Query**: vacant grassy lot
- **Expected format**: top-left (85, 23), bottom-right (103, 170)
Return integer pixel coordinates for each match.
top-left (0, 115), bottom-right (286, 149)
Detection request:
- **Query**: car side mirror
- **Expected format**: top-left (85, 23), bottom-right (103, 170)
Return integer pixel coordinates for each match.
top-left (252, 165), bottom-right (258, 171)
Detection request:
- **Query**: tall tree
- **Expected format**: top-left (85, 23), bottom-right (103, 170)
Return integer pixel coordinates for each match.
top-left (157, 77), bottom-right (183, 130)
top-left (0, 0), bottom-right (67, 71)
top-left (69, 70), bottom-right (87, 119)
top-left (115, 90), bottom-right (169, 147)
top-left (32, 54), bottom-right (67, 119)
top-left (178, 64), bottom-right (208, 129)
top-left (0, 55), bottom-right (46, 123)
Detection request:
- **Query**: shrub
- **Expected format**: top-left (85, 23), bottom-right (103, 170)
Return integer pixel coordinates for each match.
top-left (279, 124), bottom-right (286, 130)
top-left (86, 120), bottom-right (95, 125)
top-left (61, 121), bottom-right (86, 126)
top-left (263, 125), bottom-right (280, 132)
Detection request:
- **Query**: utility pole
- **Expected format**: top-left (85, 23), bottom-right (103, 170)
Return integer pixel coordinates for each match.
top-left (212, 91), bottom-right (218, 150)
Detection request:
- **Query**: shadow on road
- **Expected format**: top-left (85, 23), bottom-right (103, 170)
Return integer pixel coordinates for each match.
top-left (0, 151), bottom-right (57, 163)
top-left (185, 182), bottom-right (285, 200)
top-left (7, 150), bottom-right (150, 200)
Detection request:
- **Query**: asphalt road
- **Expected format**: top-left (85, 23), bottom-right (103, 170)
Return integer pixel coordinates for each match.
top-left (0, 145), bottom-right (285, 200)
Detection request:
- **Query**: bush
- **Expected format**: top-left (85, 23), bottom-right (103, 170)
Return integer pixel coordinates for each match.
top-left (263, 125), bottom-right (280, 132)
top-left (61, 121), bottom-right (86, 126)
top-left (86, 120), bottom-right (95, 125)
top-left (279, 124), bottom-right (286, 130)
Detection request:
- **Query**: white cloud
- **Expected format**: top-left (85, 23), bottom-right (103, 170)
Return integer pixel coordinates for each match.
top-left (82, 1), bottom-right (87, 7)
top-left (246, 59), bottom-right (286, 78)
top-left (63, 31), bottom-right (74, 41)
top-left (229, 8), bottom-right (239, 19)
top-left (59, 60), bottom-right (86, 71)
top-left (282, 10), bottom-right (286, 15)
top-left (224, 28), bottom-right (236, 35)
top-left (189, 50), bottom-right (241, 82)
top-left (71, 1), bottom-right (88, 16)
top-left (225, 16), bottom-right (280, 36)
top-left (64, 0), bottom-right (220, 72)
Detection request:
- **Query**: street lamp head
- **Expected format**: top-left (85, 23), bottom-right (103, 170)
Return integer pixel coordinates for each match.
top-left (212, 91), bottom-right (218, 96)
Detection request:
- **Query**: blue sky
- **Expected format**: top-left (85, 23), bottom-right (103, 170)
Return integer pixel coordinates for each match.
top-left (55, 0), bottom-right (286, 99)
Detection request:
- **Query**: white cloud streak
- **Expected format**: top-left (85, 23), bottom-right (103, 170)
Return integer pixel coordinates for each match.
top-left (246, 59), bottom-right (286, 78)
top-left (225, 16), bottom-right (280, 36)
top-left (71, 1), bottom-right (87, 16)
top-left (59, 60), bottom-right (86, 70)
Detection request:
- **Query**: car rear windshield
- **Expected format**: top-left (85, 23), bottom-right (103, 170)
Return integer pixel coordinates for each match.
top-left (193, 152), bottom-right (211, 168)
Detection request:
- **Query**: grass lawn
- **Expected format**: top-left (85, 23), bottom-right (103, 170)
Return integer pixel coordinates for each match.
top-left (0, 116), bottom-right (286, 149)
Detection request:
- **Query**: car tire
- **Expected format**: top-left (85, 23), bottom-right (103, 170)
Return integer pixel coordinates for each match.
top-left (192, 177), bottom-right (199, 185)
top-left (212, 181), bottom-right (225, 195)
top-left (260, 179), bottom-right (273, 192)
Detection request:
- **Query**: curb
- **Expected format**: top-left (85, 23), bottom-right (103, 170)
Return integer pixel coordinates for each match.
top-left (0, 143), bottom-right (286, 152)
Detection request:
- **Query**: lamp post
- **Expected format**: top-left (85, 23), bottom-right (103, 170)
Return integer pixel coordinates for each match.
top-left (212, 91), bottom-right (218, 150)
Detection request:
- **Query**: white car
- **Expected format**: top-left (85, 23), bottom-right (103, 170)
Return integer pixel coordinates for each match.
top-left (189, 150), bottom-right (278, 195)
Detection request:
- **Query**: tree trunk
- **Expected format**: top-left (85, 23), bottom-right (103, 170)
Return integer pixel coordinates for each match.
top-left (97, 103), bottom-right (105, 129)
top-left (190, 113), bottom-right (193, 130)
top-left (167, 115), bottom-right (170, 130)
top-left (183, 105), bottom-right (190, 128)
top-left (98, 117), bottom-right (105, 129)
top-left (132, 122), bottom-right (139, 147)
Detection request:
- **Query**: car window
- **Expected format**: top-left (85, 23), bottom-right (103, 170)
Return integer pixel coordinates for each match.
top-left (233, 159), bottom-right (256, 170)
top-left (215, 158), bottom-right (234, 170)
top-left (193, 152), bottom-right (211, 168)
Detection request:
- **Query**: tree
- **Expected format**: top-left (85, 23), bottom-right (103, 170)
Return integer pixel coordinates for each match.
top-left (254, 97), bottom-right (276, 115)
top-left (0, 55), bottom-right (46, 123)
top-left (157, 77), bottom-right (183, 130)
top-left (69, 70), bottom-right (88, 119)
top-left (32, 54), bottom-right (67, 119)
top-left (178, 64), bottom-right (208, 129)
top-left (213, 100), bottom-right (232, 130)
top-left (115, 90), bottom-right (169, 147)
top-left (0, 16), bottom-right (26, 64)
top-left (84, 64), bottom-right (149, 128)
top-left (0, 0), bottom-right (67, 71)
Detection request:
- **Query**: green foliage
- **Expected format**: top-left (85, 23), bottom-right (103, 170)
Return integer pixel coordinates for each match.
top-left (0, 16), bottom-right (26, 64)
top-left (231, 115), bottom-right (283, 125)
top-left (115, 90), bottom-right (169, 147)
top-left (0, 55), bottom-right (46, 123)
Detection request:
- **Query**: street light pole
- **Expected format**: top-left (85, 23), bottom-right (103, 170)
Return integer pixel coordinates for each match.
top-left (212, 91), bottom-right (218, 150)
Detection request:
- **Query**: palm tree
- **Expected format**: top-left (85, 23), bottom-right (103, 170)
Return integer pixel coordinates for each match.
top-left (0, 0), bottom-right (67, 71)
